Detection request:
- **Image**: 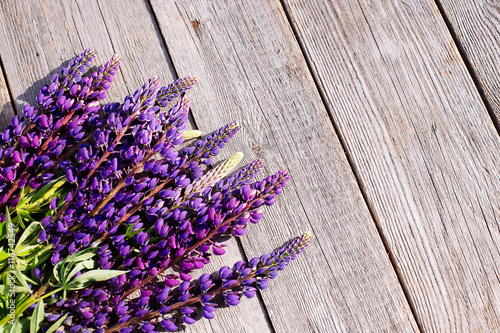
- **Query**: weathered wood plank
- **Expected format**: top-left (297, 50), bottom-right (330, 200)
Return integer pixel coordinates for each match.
top-left (0, 0), bottom-right (271, 332)
top-left (151, 1), bottom-right (419, 332)
top-left (0, 64), bottom-right (15, 130)
top-left (0, 0), bottom-right (121, 111)
top-left (281, 0), bottom-right (500, 331)
top-left (94, 1), bottom-right (273, 331)
top-left (437, 0), bottom-right (500, 126)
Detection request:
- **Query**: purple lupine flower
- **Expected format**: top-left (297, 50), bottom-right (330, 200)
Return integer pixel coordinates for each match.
top-left (1, 50), bottom-right (309, 332)
top-left (102, 233), bottom-right (311, 332)
top-left (156, 76), bottom-right (197, 107)
top-left (0, 48), bottom-right (121, 216)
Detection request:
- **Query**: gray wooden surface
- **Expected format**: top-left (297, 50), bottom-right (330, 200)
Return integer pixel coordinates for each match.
top-left (282, 0), bottom-right (500, 331)
top-left (0, 64), bottom-right (14, 131)
top-left (437, 0), bottom-right (500, 126)
top-left (0, 0), bottom-right (498, 332)
top-left (151, 1), bottom-right (417, 332)
top-left (0, 1), bottom-right (271, 332)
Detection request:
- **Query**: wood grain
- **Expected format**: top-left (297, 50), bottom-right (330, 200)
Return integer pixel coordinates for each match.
top-left (0, 0), bottom-right (271, 332)
top-left (281, 0), bottom-right (500, 331)
top-left (151, 1), bottom-right (419, 332)
top-left (437, 0), bottom-right (500, 126)
top-left (0, 65), bottom-right (15, 131)
top-left (0, 0), bottom-right (120, 112)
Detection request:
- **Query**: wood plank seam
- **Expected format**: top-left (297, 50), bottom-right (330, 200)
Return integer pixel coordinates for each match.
top-left (144, 1), bottom-right (277, 331)
top-left (145, 0), bottom-right (204, 142)
top-left (149, 1), bottom-right (420, 331)
top-left (279, 0), bottom-right (500, 330)
top-left (277, 0), bottom-right (426, 331)
top-left (93, 0), bottom-right (135, 103)
top-left (233, 231), bottom-right (277, 333)
top-left (0, 0), bottom-right (274, 330)
top-left (0, 50), bottom-right (18, 115)
top-left (433, 0), bottom-right (500, 135)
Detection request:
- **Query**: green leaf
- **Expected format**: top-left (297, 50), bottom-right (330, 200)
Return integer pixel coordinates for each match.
top-left (53, 248), bottom-right (95, 284)
top-left (32, 244), bottom-right (52, 261)
top-left (65, 270), bottom-right (127, 290)
top-left (5, 208), bottom-right (12, 227)
top-left (30, 299), bottom-right (44, 333)
top-left (61, 253), bottom-right (95, 282)
top-left (66, 252), bottom-right (95, 265)
top-left (19, 318), bottom-right (29, 333)
top-left (0, 221), bottom-right (7, 242)
top-left (15, 223), bottom-right (40, 250)
top-left (13, 265), bottom-right (31, 293)
top-left (15, 244), bottom-right (39, 258)
top-left (30, 177), bottom-right (65, 204)
top-left (43, 298), bottom-right (57, 305)
top-left (125, 224), bottom-right (134, 237)
top-left (0, 284), bottom-right (30, 294)
top-left (0, 252), bottom-right (9, 263)
top-left (5, 208), bottom-right (11, 222)
top-left (64, 260), bottom-right (95, 283)
top-left (125, 224), bottom-right (144, 239)
top-left (14, 291), bottom-right (31, 309)
top-left (22, 275), bottom-right (37, 286)
top-left (4, 317), bottom-right (28, 333)
top-left (8, 319), bottom-right (19, 333)
top-left (15, 208), bottom-right (26, 230)
top-left (16, 211), bottom-right (35, 224)
top-left (44, 314), bottom-right (67, 333)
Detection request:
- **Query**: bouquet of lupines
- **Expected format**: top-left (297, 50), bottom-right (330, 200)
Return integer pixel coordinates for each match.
top-left (0, 49), bottom-right (310, 333)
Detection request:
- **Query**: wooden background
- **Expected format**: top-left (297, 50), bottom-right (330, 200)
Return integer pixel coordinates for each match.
top-left (0, 0), bottom-right (498, 331)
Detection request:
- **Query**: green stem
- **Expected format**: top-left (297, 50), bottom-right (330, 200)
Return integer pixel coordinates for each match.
top-left (0, 286), bottom-right (62, 326)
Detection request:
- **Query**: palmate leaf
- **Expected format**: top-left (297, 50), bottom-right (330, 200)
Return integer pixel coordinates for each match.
top-left (64, 259), bottom-right (95, 284)
top-left (28, 177), bottom-right (65, 205)
top-left (12, 177), bottom-right (67, 232)
top-left (51, 248), bottom-right (125, 295)
top-left (15, 223), bottom-right (39, 249)
top-left (31, 245), bottom-right (52, 269)
top-left (1, 317), bottom-right (29, 333)
top-left (13, 265), bottom-right (31, 293)
top-left (61, 252), bottom-right (95, 282)
top-left (14, 244), bottom-right (39, 258)
top-left (53, 248), bottom-right (95, 284)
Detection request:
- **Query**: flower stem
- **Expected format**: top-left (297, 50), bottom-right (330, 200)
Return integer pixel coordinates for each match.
top-left (118, 197), bottom-right (259, 301)
top-left (104, 273), bottom-right (255, 333)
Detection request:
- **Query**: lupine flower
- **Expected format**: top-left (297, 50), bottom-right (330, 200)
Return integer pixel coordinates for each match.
top-left (0, 49), bottom-right (310, 333)
top-left (104, 232), bottom-right (312, 332)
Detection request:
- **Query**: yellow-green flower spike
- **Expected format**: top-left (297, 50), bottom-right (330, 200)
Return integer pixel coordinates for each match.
top-left (182, 130), bottom-right (203, 139)
top-left (187, 152), bottom-right (244, 195)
